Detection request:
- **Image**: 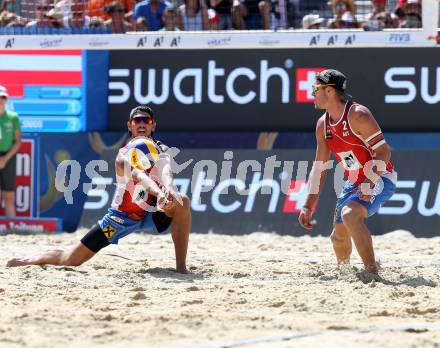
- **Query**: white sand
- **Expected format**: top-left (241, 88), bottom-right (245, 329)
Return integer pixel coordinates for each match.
top-left (1, 230), bottom-right (439, 348)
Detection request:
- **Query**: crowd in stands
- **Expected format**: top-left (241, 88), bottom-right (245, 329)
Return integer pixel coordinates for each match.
top-left (0, 0), bottom-right (426, 33)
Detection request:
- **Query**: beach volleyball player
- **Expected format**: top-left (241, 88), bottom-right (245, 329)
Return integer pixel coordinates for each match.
top-left (298, 69), bottom-right (397, 273)
top-left (7, 106), bottom-right (191, 273)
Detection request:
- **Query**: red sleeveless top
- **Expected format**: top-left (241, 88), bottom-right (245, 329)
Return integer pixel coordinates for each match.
top-left (111, 137), bottom-right (164, 220)
top-left (323, 101), bottom-right (394, 185)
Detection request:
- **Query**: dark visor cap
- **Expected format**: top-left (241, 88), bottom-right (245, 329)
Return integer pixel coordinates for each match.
top-left (129, 105), bottom-right (154, 120)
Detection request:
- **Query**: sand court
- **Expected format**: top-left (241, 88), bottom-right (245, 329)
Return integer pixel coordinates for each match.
top-left (1, 230), bottom-right (439, 348)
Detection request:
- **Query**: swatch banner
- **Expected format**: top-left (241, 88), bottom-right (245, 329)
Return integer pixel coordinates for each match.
top-left (108, 48), bottom-right (440, 132)
top-left (77, 148), bottom-right (440, 237)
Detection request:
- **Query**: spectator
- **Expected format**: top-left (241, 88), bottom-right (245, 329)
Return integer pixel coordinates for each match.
top-left (5, 17), bottom-right (27, 27)
top-left (233, 0), bottom-right (271, 30)
top-left (178, 0), bottom-right (208, 31)
top-left (206, 7), bottom-right (221, 29)
top-left (394, 0), bottom-right (421, 25)
top-left (135, 15), bottom-right (148, 30)
top-left (105, 1), bottom-right (133, 32)
top-left (134, 0), bottom-right (170, 31)
top-left (328, 0), bottom-right (358, 29)
top-left (63, 0), bottom-right (91, 29)
top-left (87, 0), bottom-right (134, 20)
top-left (298, 0), bottom-right (327, 14)
top-left (295, 0), bottom-right (328, 28)
top-left (55, 0), bottom-right (73, 19)
top-left (1, 0), bottom-right (16, 15)
top-left (339, 11), bottom-right (358, 28)
top-left (403, 0), bottom-right (421, 16)
top-left (0, 85), bottom-right (21, 217)
top-left (400, 11), bottom-right (421, 28)
top-left (270, 0), bottom-right (288, 29)
top-left (208, 0), bottom-right (232, 30)
top-left (0, 10), bottom-right (18, 26)
top-left (365, 0), bottom-right (386, 20)
top-left (26, 1), bottom-right (52, 27)
top-left (46, 7), bottom-right (64, 28)
top-left (302, 13), bottom-right (324, 29)
top-left (89, 15), bottom-right (106, 28)
top-left (159, 5), bottom-right (181, 31)
top-left (364, 10), bottom-right (398, 31)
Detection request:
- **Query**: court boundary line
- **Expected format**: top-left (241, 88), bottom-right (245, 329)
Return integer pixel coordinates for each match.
top-left (184, 322), bottom-right (440, 348)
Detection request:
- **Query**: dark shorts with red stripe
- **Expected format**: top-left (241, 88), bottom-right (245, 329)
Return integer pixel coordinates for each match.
top-left (0, 152), bottom-right (16, 192)
top-left (81, 208), bottom-right (172, 253)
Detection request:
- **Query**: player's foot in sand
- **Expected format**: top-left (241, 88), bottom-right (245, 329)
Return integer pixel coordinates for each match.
top-left (6, 258), bottom-right (32, 267)
top-left (365, 261), bottom-right (381, 274)
top-left (337, 262), bottom-right (352, 274)
top-left (175, 266), bottom-right (190, 274)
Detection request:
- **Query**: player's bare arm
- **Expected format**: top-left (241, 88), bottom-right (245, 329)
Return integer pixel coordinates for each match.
top-left (299, 116), bottom-right (331, 230)
top-left (153, 150), bottom-right (183, 212)
top-left (349, 105), bottom-right (391, 201)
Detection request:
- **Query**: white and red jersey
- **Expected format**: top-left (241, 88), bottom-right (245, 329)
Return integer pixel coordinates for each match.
top-left (111, 137), bottom-right (167, 220)
top-left (322, 101), bottom-right (394, 185)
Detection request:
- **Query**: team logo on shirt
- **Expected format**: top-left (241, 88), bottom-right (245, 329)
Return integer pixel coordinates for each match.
top-left (337, 150), bottom-right (361, 170)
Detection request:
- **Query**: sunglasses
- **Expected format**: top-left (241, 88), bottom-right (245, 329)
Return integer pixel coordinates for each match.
top-left (132, 116), bottom-right (154, 125)
top-left (312, 84), bottom-right (335, 94)
top-left (37, 5), bottom-right (50, 10)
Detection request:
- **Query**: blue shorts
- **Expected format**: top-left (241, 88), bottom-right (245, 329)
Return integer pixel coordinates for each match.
top-left (334, 177), bottom-right (396, 225)
top-left (98, 208), bottom-right (172, 245)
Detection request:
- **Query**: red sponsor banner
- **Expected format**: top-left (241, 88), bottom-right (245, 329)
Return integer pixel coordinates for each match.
top-left (295, 67), bottom-right (325, 103)
top-left (0, 139), bottom-right (35, 217)
top-left (0, 218), bottom-right (60, 233)
top-left (283, 180), bottom-right (317, 213)
top-left (0, 50), bottom-right (82, 97)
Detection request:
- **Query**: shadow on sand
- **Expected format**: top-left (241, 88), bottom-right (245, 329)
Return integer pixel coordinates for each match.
top-left (356, 271), bottom-right (437, 287)
top-left (145, 267), bottom-right (206, 282)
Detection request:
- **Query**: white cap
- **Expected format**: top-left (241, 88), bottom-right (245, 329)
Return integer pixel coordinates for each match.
top-left (0, 85), bottom-right (8, 97)
top-left (407, 0), bottom-right (420, 4)
top-left (302, 14), bottom-right (324, 29)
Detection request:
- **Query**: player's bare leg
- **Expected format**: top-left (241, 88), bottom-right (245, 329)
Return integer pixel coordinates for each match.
top-left (3, 191), bottom-right (16, 217)
top-left (6, 242), bottom-right (96, 267)
top-left (166, 194), bottom-right (191, 274)
top-left (341, 201), bottom-right (378, 273)
top-left (330, 223), bottom-right (352, 267)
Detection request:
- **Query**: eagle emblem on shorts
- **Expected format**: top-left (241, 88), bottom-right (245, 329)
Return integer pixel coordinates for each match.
top-left (102, 225), bottom-right (116, 239)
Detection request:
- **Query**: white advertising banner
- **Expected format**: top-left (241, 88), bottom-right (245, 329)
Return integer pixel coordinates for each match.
top-left (0, 29), bottom-right (435, 50)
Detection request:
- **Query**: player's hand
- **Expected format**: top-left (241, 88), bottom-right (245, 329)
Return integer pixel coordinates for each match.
top-left (358, 193), bottom-right (373, 202)
top-left (358, 179), bottom-right (375, 202)
top-left (158, 191), bottom-right (177, 214)
top-left (157, 192), bottom-right (170, 211)
top-left (298, 207), bottom-right (314, 230)
top-left (0, 156), bottom-right (7, 169)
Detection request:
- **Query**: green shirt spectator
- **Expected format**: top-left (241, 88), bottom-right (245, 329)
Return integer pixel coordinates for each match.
top-left (0, 110), bottom-right (20, 152)
top-left (0, 85), bottom-right (22, 217)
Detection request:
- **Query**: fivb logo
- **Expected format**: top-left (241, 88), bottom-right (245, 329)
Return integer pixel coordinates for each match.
top-left (109, 60), bottom-right (322, 106)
